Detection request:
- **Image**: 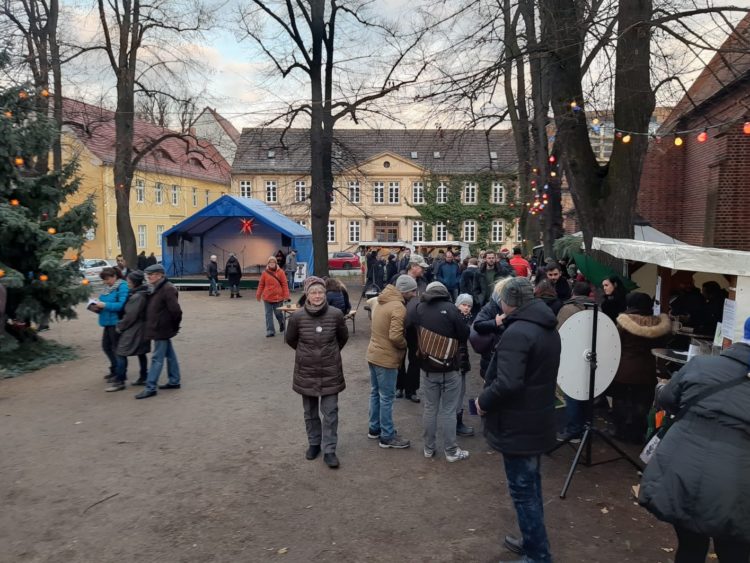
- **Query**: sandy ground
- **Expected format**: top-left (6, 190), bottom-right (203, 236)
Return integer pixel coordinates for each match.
top-left (0, 287), bottom-right (678, 563)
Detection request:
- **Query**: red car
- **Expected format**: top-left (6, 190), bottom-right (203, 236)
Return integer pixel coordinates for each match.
top-left (328, 252), bottom-right (361, 270)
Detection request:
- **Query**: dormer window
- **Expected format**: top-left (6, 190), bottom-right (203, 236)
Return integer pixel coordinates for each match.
top-left (267, 149), bottom-right (276, 159)
top-left (489, 151), bottom-right (498, 160)
top-left (155, 148), bottom-right (173, 162)
top-left (410, 151), bottom-right (418, 159)
top-left (433, 151), bottom-right (441, 159)
top-left (188, 157), bottom-right (205, 169)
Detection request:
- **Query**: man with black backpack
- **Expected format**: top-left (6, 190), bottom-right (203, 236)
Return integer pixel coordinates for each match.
top-left (406, 281), bottom-right (470, 462)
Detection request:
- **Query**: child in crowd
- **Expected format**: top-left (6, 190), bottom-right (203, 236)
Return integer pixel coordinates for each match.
top-left (455, 293), bottom-right (475, 437)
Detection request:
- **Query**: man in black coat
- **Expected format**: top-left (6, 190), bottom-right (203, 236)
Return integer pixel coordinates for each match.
top-left (473, 250), bottom-right (515, 307)
top-left (136, 264), bottom-right (183, 399)
top-left (545, 262), bottom-right (571, 301)
top-left (476, 277), bottom-right (561, 562)
top-left (406, 282), bottom-right (470, 462)
top-left (459, 257), bottom-right (481, 315)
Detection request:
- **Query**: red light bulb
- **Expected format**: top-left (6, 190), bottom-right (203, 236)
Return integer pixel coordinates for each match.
top-left (744, 121), bottom-right (750, 135)
top-left (548, 155), bottom-right (556, 164)
top-left (697, 131), bottom-right (707, 143)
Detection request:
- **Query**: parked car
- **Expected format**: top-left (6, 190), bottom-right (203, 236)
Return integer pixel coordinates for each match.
top-left (328, 252), bottom-right (361, 270)
top-left (80, 259), bottom-right (116, 282)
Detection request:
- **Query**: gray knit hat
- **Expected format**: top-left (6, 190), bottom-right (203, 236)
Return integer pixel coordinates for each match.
top-left (395, 274), bottom-right (418, 293)
top-left (426, 281), bottom-right (446, 292)
top-left (500, 277), bottom-right (534, 307)
top-left (455, 293), bottom-right (473, 308)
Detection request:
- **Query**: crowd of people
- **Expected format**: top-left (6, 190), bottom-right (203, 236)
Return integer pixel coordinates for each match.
top-left (90, 246), bottom-right (747, 561)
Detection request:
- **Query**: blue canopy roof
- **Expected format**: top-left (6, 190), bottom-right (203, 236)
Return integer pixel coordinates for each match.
top-left (163, 195), bottom-right (311, 239)
top-left (161, 195), bottom-right (314, 276)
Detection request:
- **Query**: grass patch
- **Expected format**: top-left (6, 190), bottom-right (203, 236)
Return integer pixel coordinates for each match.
top-left (0, 338), bottom-right (78, 378)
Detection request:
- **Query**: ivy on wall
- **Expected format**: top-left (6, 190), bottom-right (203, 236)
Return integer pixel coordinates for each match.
top-left (408, 172), bottom-right (522, 254)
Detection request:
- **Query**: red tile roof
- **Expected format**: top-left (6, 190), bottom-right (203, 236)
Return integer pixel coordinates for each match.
top-left (62, 98), bottom-right (231, 184)
top-left (205, 107), bottom-right (240, 144)
top-left (660, 13), bottom-right (750, 132)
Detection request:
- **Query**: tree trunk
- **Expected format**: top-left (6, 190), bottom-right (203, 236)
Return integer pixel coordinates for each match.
top-left (541, 0), bottom-right (654, 266)
top-left (308, 0), bottom-right (330, 277)
top-left (114, 80), bottom-right (138, 268)
top-left (49, 0), bottom-right (62, 173)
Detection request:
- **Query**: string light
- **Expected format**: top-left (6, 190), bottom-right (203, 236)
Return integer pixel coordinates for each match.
top-left (622, 134), bottom-right (631, 144)
top-left (744, 122), bottom-right (750, 135)
top-left (674, 136), bottom-right (684, 147)
top-left (697, 131), bottom-right (708, 143)
top-left (548, 155), bottom-right (556, 164)
top-left (14, 156), bottom-right (24, 166)
top-left (592, 118), bottom-right (600, 126)
top-left (10, 199), bottom-right (20, 206)
top-left (39, 274), bottom-right (49, 282)
top-left (550, 171), bottom-right (557, 178)
top-left (81, 279), bottom-right (90, 285)
top-left (41, 89), bottom-right (49, 97)
top-left (0, 269), bottom-right (5, 278)
top-left (47, 227), bottom-right (57, 235)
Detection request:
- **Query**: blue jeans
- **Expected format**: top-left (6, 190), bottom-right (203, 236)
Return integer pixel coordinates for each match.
top-left (209, 276), bottom-right (219, 295)
top-left (286, 270), bottom-right (295, 291)
top-left (263, 301), bottom-right (284, 335)
top-left (503, 455), bottom-right (552, 562)
top-left (114, 353), bottom-right (148, 383)
top-left (145, 339), bottom-right (181, 392)
top-left (564, 394), bottom-right (585, 435)
top-left (368, 363), bottom-right (398, 440)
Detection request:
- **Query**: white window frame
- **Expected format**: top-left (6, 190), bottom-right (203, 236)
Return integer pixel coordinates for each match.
top-left (373, 181), bottom-right (384, 204)
top-left (192, 187), bottom-right (198, 207)
top-left (348, 220), bottom-right (360, 243)
top-left (492, 219), bottom-right (505, 243)
top-left (296, 219), bottom-right (308, 229)
top-left (135, 179), bottom-right (145, 203)
top-left (239, 180), bottom-right (252, 198)
top-left (388, 181), bottom-right (400, 204)
top-left (137, 225), bottom-right (147, 248)
top-left (155, 183), bottom-right (163, 205)
top-left (412, 181), bottom-right (424, 205)
top-left (412, 220), bottom-right (424, 242)
top-left (437, 182), bottom-right (448, 204)
top-left (156, 225), bottom-right (165, 244)
top-left (348, 181), bottom-right (360, 204)
top-left (435, 221), bottom-right (447, 242)
top-left (265, 180), bottom-right (277, 203)
top-left (295, 180), bottom-right (307, 203)
top-left (171, 185), bottom-right (179, 206)
top-left (492, 182), bottom-right (506, 204)
top-left (327, 220), bottom-right (336, 243)
top-left (464, 182), bottom-right (477, 204)
top-left (463, 220), bottom-right (476, 242)
top-left (205, 190), bottom-right (209, 206)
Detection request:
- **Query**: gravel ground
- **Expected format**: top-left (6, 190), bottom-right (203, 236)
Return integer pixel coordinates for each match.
top-left (0, 287), bottom-right (679, 563)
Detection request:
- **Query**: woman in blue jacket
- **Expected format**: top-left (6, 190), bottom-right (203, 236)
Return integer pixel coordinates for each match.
top-left (94, 267), bottom-right (129, 381)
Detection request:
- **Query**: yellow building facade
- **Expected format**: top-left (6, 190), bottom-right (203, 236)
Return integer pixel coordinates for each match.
top-left (61, 99), bottom-right (231, 261)
top-left (231, 129), bottom-right (521, 253)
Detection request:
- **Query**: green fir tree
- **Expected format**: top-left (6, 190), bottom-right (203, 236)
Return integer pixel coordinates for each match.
top-left (0, 72), bottom-right (96, 347)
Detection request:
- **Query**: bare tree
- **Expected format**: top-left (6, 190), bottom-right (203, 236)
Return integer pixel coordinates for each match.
top-left (78, 0), bottom-right (212, 266)
top-left (239, 0), bottom-right (430, 275)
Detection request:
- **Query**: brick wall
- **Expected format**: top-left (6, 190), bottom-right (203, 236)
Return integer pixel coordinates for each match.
top-left (638, 86), bottom-right (750, 250)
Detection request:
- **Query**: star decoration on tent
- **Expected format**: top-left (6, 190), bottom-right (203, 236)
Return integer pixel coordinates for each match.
top-left (239, 218), bottom-right (255, 235)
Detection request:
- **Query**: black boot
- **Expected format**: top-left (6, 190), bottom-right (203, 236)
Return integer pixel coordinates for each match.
top-left (456, 412), bottom-right (474, 437)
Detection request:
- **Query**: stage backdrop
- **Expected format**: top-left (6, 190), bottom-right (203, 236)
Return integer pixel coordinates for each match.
top-left (161, 195), bottom-right (313, 277)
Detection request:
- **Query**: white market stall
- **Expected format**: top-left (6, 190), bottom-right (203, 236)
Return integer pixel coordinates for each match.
top-left (592, 238), bottom-right (750, 344)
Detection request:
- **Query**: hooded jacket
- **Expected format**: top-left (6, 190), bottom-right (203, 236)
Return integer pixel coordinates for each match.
top-left (286, 301), bottom-right (349, 396)
top-left (405, 284), bottom-right (469, 373)
top-left (115, 285), bottom-right (151, 356)
top-left (478, 298), bottom-right (561, 455)
top-left (615, 313), bottom-right (671, 386)
top-left (639, 343), bottom-right (750, 541)
top-left (224, 256), bottom-right (243, 280)
top-left (98, 279), bottom-right (129, 327)
top-left (556, 295), bottom-right (592, 329)
top-left (436, 260), bottom-right (461, 291)
top-left (366, 285), bottom-right (408, 368)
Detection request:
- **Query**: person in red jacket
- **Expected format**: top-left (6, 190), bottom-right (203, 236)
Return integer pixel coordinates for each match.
top-left (256, 256), bottom-right (290, 337)
top-left (509, 247), bottom-right (531, 278)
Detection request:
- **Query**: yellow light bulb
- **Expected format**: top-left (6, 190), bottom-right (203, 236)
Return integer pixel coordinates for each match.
top-left (622, 134), bottom-right (631, 144)
top-left (674, 136), bottom-right (684, 147)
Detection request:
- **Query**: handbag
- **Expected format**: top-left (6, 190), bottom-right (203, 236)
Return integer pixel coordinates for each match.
top-left (417, 326), bottom-right (459, 371)
top-left (469, 325), bottom-right (495, 355)
top-left (640, 372), bottom-right (750, 464)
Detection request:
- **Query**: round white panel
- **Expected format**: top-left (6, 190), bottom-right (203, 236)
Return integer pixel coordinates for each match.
top-left (557, 310), bottom-right (621, 400)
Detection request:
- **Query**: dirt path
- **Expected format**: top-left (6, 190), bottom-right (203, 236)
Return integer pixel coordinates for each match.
top-left (0, 290), bottom-right (677, 563)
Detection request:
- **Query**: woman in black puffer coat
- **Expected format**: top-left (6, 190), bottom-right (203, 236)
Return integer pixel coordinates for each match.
top-left (286, 277), bottom-right (349, 469)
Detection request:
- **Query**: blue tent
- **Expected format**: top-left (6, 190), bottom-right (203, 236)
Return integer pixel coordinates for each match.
top-left (161, 195), bottom-right (313, 276)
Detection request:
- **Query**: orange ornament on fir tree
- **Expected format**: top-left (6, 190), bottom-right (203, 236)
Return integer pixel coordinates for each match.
top-left (39, 274), bottom-right (49, 282)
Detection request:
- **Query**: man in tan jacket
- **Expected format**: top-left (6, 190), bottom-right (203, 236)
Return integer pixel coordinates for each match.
top-left (367, 275), bottom-right (417, 449)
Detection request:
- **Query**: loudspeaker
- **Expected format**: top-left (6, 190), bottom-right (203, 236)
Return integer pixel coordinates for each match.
top-left (166, 233), bottom-right (180, 247)
top-left (281, 234), bottom-right (292, 247)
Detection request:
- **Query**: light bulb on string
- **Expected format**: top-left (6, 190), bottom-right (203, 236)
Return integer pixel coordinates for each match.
top-left (550, 171), bottom-right (557, 178)
top-left (548, 155), bottom-right (556, 165)
top-left (10, 199), bottom-right (20, 206)
top-left (622, 134), bottom-right (632, 144)
top-left (592, 118), bottom-right (600, 126)
top-left (14, 156), bottom-right (24, 166)
top-left (744, 121), bottom-right (750, 135)
top-left (615, 131), bottom-right (623, 139)
top-left (674, 136), bottom-right (684, 147)
top-left (697, 131), bottom-right (708, 143)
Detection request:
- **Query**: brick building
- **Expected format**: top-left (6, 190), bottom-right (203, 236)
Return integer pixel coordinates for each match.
top-left (638, 13), bottom-right (750, 250)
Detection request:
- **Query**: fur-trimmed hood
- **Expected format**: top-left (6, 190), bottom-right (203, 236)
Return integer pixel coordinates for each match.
top-left (616, 313), bottom-right (671, 338)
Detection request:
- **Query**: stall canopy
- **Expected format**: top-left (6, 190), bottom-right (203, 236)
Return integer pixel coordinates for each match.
top-left (161, 195), bottom-right (313, 276)
top-left (591, 238), bottom-right (750, 276)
